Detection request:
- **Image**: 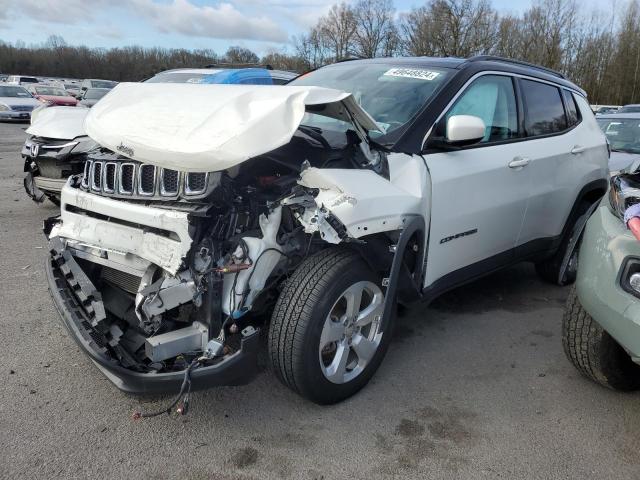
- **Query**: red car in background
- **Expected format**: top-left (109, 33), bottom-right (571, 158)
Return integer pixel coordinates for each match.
top-left (26, 85), bottom-right (78, 106)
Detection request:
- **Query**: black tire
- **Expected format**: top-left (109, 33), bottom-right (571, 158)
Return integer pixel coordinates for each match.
top-left (536, 202), bottom-right (591, 286)
top-left (562, 286), bottom-right (640, 390)
top-left (268, 247), bottom-right (393, 404)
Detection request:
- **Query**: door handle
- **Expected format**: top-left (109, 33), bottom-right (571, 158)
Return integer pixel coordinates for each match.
top-left (508, 157), bottom-right (530, 169)
top-left (571, 145), bottom-right (586, 154)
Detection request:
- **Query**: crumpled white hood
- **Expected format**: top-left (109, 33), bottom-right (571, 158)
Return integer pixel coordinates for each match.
top-left (27, 106), bottom-right (89, 140)
top-left (84, 83), bottom-right (380, 172)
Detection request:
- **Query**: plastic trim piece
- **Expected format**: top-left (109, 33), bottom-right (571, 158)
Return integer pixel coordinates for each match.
top-left (45, 252), bottom-right (260, 394)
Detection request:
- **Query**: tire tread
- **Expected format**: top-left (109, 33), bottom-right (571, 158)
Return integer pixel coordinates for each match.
top-left (562, 286), bottom-right (640, 390)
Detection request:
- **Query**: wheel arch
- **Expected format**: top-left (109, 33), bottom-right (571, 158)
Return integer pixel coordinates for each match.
top-left (347, 215), bottom-right (426, 306)
top-left (554, 178), bottom-right (608, 256)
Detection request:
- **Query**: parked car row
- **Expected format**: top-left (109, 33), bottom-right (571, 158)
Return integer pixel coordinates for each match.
top-left (591, 104), bottom-right (640, 115)
top-left (0, 74), bottom-right (118, 105)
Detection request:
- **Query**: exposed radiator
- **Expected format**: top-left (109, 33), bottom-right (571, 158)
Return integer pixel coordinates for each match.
top-left (101, 266), bottom-right (142, 294)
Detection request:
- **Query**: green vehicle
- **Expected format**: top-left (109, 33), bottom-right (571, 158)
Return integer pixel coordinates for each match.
top-left (564, 169), bottom-right (640, 389)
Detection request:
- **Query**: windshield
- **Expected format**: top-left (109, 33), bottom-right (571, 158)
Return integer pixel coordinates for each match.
top-left (144, 69), bottom-right (274, 85)
top-left (20, 77), bottom-right (39, 83)
top-left (85, 89), bottom-right (108, 100)
top-left (598, 118), bottom-right (640, 154)
top-left (290, 63), bottom-right (451, 137)
top-left (619, 106), bottom-right (640, 113)
top-left (35, 86), bottom-right (70, 97)
top-left (145, 72), bottom-right (223, 84)
top-left (0, 86), bottom-right (32, 98)
top-left (91, 80), bottom-right (117, 88)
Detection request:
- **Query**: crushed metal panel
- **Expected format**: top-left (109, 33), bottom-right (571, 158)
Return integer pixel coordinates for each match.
top-left (50, 183), bottom-right (193, 274)
top-left (84, 83), bottom-right (381, 172)
top-left (27, 106), bottom-right (89, 140)
top-left (298, 167), bottom-right (423, 238)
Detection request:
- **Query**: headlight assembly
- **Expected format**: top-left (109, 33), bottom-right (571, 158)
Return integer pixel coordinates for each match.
top-left (0, 103), bottom-right (9, 111)
top-left (608, 174), bottom-right (640, 220)
top-left (620, 257), bottom-right (640, 298)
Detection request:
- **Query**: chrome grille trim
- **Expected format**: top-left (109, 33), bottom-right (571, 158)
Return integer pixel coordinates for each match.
top-left (138, 164), bottom-right (156, 196)
top-left (91, 161), bottom-right (103, 191)
top-left (118, 163), bottom-right (135, 194)
top-left (82, 158), bottom-right (212, 199)
top-left (185, 172), bottom-right (208, 196)
top-left (103, 162), bottom-right (117, 193)
top-left (160, 168), bottom-right (180, 196)
top-left (81, 160), bottom-right (92, 189)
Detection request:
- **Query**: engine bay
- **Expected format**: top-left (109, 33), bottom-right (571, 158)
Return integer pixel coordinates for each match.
top-left (48, 128), bottom-right (389, 375)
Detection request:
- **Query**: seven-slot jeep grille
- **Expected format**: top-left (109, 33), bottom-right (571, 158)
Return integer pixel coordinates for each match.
top-left (81, 159), bottom-right (209, 199)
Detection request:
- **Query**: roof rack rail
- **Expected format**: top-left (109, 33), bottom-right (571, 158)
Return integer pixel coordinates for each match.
top-left (203, 63), bottom-right (273, 70)
top-left (465, 55), bottom-right (565, 79)
top-left (334, 56), bottom-right (364, 63)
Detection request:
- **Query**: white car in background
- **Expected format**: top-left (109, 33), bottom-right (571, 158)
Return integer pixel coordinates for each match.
top-left (6, 75), bottom-right (40, 86)
top-left (596, 113), bottom-right (640, 172)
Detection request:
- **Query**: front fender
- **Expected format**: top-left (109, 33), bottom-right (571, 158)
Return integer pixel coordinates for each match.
top-left (298, 167), bottom-right (423, 239)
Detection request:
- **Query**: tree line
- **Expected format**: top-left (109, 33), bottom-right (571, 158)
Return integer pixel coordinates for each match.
top-left (1, 0), bottom-right (639, 105)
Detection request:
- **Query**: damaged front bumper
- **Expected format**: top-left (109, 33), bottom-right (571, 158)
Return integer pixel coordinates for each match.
top-left (45, 239), bottom-right (260, 394)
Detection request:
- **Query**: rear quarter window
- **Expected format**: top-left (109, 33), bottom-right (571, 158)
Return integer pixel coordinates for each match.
top-left (562, 90), bottom-right (580, 127)
top-left (521, 79), bottom-right (568, 136)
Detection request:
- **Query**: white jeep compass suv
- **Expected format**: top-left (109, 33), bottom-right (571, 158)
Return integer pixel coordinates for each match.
top-left (44, 56), bottom-right (608, 409)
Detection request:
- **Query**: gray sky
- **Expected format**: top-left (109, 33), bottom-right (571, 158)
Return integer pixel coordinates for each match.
top-left (0, 0), bottom-right (612, 55)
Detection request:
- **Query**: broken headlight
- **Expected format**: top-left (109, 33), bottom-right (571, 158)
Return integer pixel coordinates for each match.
top-left (608, 174), bottom-right (640, 220)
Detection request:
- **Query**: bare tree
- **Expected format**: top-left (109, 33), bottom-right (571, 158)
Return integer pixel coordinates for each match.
top-left (352, 0), bottom-right (400, 57)
top-left (399, 6), bottom-right (436, 56)
top-left (399, 0), bottom-right (498, 57)
top-left (224, 46), bottom-right (259, 64)
top-left (318, 3), bottom-right (358, 61)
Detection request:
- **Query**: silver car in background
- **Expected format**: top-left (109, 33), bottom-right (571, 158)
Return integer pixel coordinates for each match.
top-left (78, 88), bottom-right (112, 107)
top-left (0, 84), bottom-right (41, 121)
top-left (597, 113), bottom-right (640, 172)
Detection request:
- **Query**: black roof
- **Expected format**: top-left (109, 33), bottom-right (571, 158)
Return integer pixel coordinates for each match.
top-left (323, 56), bottom-right (586, 96)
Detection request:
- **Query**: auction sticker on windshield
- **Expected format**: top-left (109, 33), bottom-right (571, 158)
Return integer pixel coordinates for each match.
top-left (382, 68), bottom-right (440, 81)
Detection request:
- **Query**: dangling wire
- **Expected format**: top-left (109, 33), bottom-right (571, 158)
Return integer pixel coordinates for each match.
top-left (132, 356), bottom-right (204, 420)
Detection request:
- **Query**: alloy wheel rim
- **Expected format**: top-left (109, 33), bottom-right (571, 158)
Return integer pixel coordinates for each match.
top-left (319, 280), bottom-right (384, 384)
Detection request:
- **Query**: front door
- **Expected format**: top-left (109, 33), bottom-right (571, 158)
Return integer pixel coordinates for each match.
top-left (423, 74), bottom-right (531, 288)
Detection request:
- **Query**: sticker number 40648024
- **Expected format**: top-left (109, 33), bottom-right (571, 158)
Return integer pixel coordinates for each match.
top-left (383, 68), bottom-right (440, 81)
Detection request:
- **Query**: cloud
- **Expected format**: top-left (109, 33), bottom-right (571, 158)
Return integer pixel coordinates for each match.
top-left (233, 0), bottom-right (335, 29)
top-left (4, 0), bottom-right (114, 24)
top-left (131, 0), bottom-right (288, 43)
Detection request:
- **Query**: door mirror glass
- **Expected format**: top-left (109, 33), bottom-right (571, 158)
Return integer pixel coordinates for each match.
top-left (446, 115), bottom-right (486, 144)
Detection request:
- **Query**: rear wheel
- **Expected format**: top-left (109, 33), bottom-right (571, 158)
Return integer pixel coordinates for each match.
top-left (562, 287), bottom-right (640, 390)
top-left (268, 247), bottom-right (393, 404)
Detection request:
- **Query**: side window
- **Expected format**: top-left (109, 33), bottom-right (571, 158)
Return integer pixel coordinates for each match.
top-left (521, 79), bottom-right (567, 136)
top-left (562, 89), bottom-right (580, 127)
top-left (446, 75), bottom-right (518, 143)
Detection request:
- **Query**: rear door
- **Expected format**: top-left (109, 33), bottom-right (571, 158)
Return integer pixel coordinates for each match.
top-left (515, 79), bottom-right (576, 246)
top-left (424, 73), bottom-right (530, 287)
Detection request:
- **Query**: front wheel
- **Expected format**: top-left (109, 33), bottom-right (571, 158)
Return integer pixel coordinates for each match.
top-left (268, 247), bottom-right (393, 404)
top-left (562, 287), bottom-right (640, 390)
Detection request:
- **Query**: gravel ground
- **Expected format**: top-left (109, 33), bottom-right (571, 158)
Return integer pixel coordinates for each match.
top-left (1, 121), bottom-right (639, 480)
